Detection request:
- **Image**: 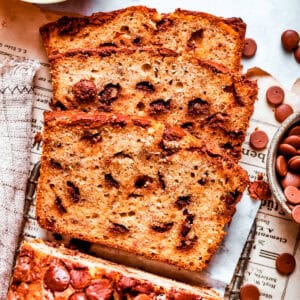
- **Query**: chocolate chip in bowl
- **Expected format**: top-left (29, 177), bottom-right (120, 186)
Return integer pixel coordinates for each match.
top-left (267, 112), bottom-right (300, 223)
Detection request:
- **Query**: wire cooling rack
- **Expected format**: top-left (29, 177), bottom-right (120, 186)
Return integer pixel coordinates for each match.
top-left (224, 220), bottom-right (256, 299)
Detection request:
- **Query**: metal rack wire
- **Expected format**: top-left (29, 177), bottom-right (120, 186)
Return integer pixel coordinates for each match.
top-left (224, 220), bottom-right (256, 299)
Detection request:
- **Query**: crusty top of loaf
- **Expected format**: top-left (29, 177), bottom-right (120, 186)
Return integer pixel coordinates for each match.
top-left (36, 111), bottom-right (249, 272)
top-left (8, 239), bottom-right (222, 300)
top-left (48, 47), bottom-right (257, 160)
top-left (40, 5), bottom-right (246, 71)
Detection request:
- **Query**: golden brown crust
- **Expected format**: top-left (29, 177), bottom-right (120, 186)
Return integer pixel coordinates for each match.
top-left (48, 47), bottom-right (257, 161)
top-left (8, 240), bottom-right (222, 300)
top-left (40, 6), bottom-right (246, 71)
top-left (36, 111), bottom-right (248, 272)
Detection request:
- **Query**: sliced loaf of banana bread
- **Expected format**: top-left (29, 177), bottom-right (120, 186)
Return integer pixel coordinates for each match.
top-left (40, 6), bottom-right (246, 71)
top-left (8, 239), bottom-right (222, 299)
top-left (36, 111), bottom-right (249, 272)
top-left (49, 48), bottom-right (257, 160)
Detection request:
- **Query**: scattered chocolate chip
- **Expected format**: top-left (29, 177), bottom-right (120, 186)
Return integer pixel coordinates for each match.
top-left (187, 98), bottom-right (209, 116)
top-left (243, 38), bottom-right (257, 58)
top-left (180, 213), bottom-right (194, 237)
top-left (187, 29), bottom-right (204, 49)
top-left (288, 155), bottom-right (300, 172)
top-left (136, 81), bottom-right (155, 93)
top-left (85, 279), bottom-right (113, 300)
top-left (136, 102), bottom-right (145, 110)
top-left (110, 222), bottom-right (129, 234)
top-left (55, 197), bottom-right (67, 214)
top-left (181, 122), bottom-right (194, 130)
top-left (281, 30), bottom-right (300, 51)
top-left (50, 158), bottom-right (62, 169)
top-left (66, 181), bottom-right (80, 203)
top-left (249, 130), bottom-right (269, 150)
top-left (99, 83), bottom-right (120, 105)
top-left (294, 46), bottom-right (300, 63)
top-left (104, 173), bottom-right (120, 188)
top-left (284, 186), bottom-right (300, 205)
top-left (70, 268), bottom-right (91, 289)
top-left (156, 18), bottom-right (173, 31)
top-left (283, 135), bottom-right (300, 148)
top-left (175, 196), bottom-right (191, 209)
top-left (134, 175), bottom-right (153, 188)
top-left (133, 37), bottom-right (142, 45)
top-left (266, 86), bottom-right (285, 106)
top-left (44, 264), bottom-right (70, 291)
top-left (275, 104), bottom-right (294, 123)
top-left (149, 99), bottom-right (170, 115)
top-left (176, 236), bottom-right (198, 251)
top-left (151, 222), bottom-right (174, 233)
top-left (240, 284), bottom-right (260, 300)
top-left (289, 125), bottom-right (300, 136)
top-left (158, 171), bottom-right (166, 189)
top-left (291, 205), bottom-right (300, 223)
top-left (81, 130), bottom-right (102, 144)
top-left (72, 79), bottom-right (97, 102)
top-left (276, 253), bottom-right (296, 275)
top-left (248, 180), bottom-right (271, 200)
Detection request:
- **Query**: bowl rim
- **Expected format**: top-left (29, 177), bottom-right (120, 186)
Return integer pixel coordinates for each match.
top-left (266, 112), bottom-right (300, 216)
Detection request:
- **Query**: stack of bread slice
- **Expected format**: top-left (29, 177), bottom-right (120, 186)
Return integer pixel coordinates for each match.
top-left (9, 6), bottom-right (258, 300)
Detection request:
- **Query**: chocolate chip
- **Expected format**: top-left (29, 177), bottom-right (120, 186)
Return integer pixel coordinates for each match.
top-left (151, 222), bottom-right (174, 233)
top-left (240, 284), bottom-right (260, 300)
top-left (80, 130), bottom-right (102, 144)
top-left (85, 279), bottom-right (113, 300)
top-left (187, 98), bottom-right (209, 116)
top-left (104, 173), bottom-right (120, 188)
top-left (55, 196), bottom-right (67, 214)
top-left (243, 38), bottom-right (257, 58)
top-left (181, 122), bottom-right (194, 130)
top-left (99, 83), bottom-right (120, 105)
top-left (276, 155), bottom-right (287, 177)
top-left (70, 268), bottom-right (91, 289)
top-left (266, 86), bottom-right (285, 106)
top-left (276, 253), bottom-right (296, 275)
top-left (133, 37), bottom-right (142, 45)
top-left (57, 16), bottom-right (88, 35)
top-left (50, 158), bottom-right (62, 169)
top-left (291, 205), bottom-right (300, 223)
top-left (275, 104), bottom-right (294, 123)
top-left (283, 135), bottom-right (300, 149)
top-left (176, 236), bottom-right (198, 251)
top-left (136, 81), bottom-right (155, 93)
top-left (69, 292), bottom-right (87, 300)
top-left (44, 264), bottom-right (70, 291)
top-left (110, 222), bottom-right (129, 234)
top-left (175, 196), bottom-right (191, 209)
top-left (224, 190), bottom-right (241, 206)
top-left (288, 155), bottom-right (300, 172)
top-left (180, 213), bottom-right (194, 237)
top-left (156, 18), bottom-right (173, 31)
top-left (187, 29), bottom-right (204, 49)
top-left (248, 180), bottom-right (271, 201)
top-left (294, 46), bottom-right (300, 63)
top-left (134, 175), bottom-right (153, 188)
top-left (53, 101), bottom-right (67, 111)
top-left (149, 99), bottom-right (170, 115)
top-left (284, 186), bottom-right (300, 205)
top-left (158, 171), bottom-right (166, 189)
top-left (289, 125), bottom-right (300, 136)
top-left (279, 143), bottom-right (297, 156)
top-left (249, 130), bottom-right (269, 150)
top-left (66, 181), bottom-right (80, 203)
top-left (281, 30), bottom-right (300, 51)
top-left (99, 42), bottom-right (117, 47)
top-left (72, 79), bottom-right (97, 102)
top-left (281, 172), bottom-right (300, 189)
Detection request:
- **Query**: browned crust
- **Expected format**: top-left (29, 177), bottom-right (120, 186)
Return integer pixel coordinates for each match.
top-left (40, 6), bottom-right (157, 46)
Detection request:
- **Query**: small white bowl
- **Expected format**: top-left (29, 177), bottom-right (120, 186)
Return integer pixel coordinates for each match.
top-left (267, 112), bottom-right (300, 217)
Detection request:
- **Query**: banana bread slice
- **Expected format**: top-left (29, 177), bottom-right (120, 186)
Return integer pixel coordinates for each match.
top-left (36, 111), bottom-right (249, 272)
top-left (49, 48), bottom-right (257, 160)
top-left (40, 6), bottom-right (246, 71)
top-left (8, 239), bottom-right (222, 300)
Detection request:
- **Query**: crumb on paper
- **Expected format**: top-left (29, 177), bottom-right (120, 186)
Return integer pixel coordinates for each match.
top-left (248, 180), bottom-right (271, 200)
top-left (33, 132), bottom-right (42, 147)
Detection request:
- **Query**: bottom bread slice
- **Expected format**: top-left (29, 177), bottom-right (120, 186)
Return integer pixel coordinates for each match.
top-left (36, 111), bottom-right (249, 272)
top-left (8, 239), bottom-right (222, 299)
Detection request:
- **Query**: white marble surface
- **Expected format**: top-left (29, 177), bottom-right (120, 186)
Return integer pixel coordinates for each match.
top-left (41, 0), bottom-right (300, 89)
